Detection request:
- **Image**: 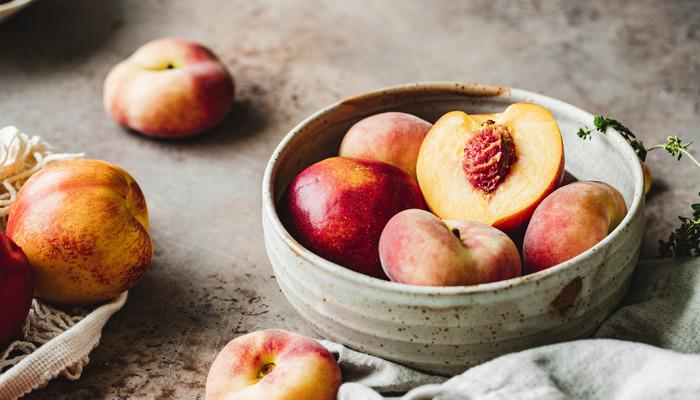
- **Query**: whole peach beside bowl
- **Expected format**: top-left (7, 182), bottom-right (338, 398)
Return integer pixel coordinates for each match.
top-left (103, 37), bottom-right (234, 138)
top-left (262, 83), bottom-right (645, 375)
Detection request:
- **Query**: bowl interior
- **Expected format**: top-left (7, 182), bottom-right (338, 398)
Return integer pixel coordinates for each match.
top-left (271, 84), bottom-right (640, 212)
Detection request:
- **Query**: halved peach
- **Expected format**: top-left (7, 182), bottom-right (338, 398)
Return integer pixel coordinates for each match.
top-left (416, 103), bottom-right (564, 232)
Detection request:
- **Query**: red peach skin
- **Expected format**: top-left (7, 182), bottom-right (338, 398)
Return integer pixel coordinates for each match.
top-left (6, 159), bottom-right (152, 305)
top-left (281, 157), bottom-right (425, 279)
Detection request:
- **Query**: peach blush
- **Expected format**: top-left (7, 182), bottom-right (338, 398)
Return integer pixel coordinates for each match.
top-left (416, 103), bottom-right (564, 233)
top-left (523, 181), bottom-right (627, 273)
top-left (379, 209), bottom-right (521, 286)
top-left (205, 329), bottom-right (341, 400)
top-left (339, 112), bottom-right (432, 179)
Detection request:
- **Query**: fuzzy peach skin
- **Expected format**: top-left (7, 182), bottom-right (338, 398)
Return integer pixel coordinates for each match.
top-left (206, 329), bottom-right (341, 400)
top-left (281, 157), bottom-right (425, 279)
top-left (339, 112), bottom-right (432, 179)
top-left (104, 37), bottom-right (234, 138)
top-left (523, 181), bottom-right (627, 273)
top-left (0, 233), bottom-right (32, 348)
top-left (379, 209), bottom-right (521, 286)
top-left (6, 159), bottom-right (153, 305)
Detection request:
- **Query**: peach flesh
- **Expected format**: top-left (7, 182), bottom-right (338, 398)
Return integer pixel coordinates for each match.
top-left (0, 233), bottom-right (32, 348)
top-left (523, 181), bottom-right (627, 273)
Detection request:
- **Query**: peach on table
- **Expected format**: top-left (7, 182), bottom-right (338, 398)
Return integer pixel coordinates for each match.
top-left (206, 329), bottom-right (341, 400)
top-left (523, 181), bottom-right (627, 273)
top-left (6, 159), bottom-right (153, 305)
top-left (103, 37), bottom-right (234, 138)
top-left (379, 209), bottom-right (521, 286)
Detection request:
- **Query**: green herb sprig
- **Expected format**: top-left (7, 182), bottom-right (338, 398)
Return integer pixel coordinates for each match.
top-left (659, 196), bottom-right (700, 258)
top-left (578, 116), bottom-right (700, 257)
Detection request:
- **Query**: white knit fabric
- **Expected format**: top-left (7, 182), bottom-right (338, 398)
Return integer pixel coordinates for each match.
top-left (0, 127), bottom-right (126, 400)
top-left (0, 294), bottom-right (127, 400)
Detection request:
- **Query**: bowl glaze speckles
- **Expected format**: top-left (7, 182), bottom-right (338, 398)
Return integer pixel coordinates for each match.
top-left (262, 82), bottom-right (645, 375)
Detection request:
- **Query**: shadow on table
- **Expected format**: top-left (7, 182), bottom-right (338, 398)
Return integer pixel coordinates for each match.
top-left (121, 97), bottom-right (271, 150)
top-left (0, 0), bottom-right (125, 74)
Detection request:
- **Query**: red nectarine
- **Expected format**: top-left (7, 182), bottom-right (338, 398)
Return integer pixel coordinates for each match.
top-left (0, 233), bottom-right (32, 348)
top-left (281, 157), bottom-right (425, 279)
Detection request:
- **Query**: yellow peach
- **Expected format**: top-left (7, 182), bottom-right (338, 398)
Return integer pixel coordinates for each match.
top-left (6, 159), bottom-right (152, 305)
top-left (206, 329), bottom-right (341, 400)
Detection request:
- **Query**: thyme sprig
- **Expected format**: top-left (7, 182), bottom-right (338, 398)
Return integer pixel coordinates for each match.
top-left (578, 116), bottom-right (700, 257)
top-left (659, 195), bottom-right (700, 258)
top-left (578, 116), bottom-right (648, 160)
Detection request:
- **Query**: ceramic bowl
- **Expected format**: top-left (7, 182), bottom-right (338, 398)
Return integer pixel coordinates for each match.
top-left (262, 82), bottom-right (645, 375)
top-left (0, 0), bottom-right (34, 24)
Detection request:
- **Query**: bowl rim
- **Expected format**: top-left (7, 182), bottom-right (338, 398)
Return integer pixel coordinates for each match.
top-left (0, 0), bottom-right (33, 12)
top-left (262, 82), bottom-right (645, 295)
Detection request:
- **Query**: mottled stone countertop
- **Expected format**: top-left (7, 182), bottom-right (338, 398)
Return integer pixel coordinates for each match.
top-left (0, 0), bottom-right (698, 398)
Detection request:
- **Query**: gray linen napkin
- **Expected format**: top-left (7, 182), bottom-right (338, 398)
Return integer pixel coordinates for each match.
top-left (323, 258), bottom-right (700, 399)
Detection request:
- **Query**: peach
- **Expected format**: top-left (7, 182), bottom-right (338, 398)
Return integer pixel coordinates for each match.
top-left (0, 233), bottom-right (32, 348)
top-left (104, 37), bottom-right (234, 138)
top-left (206, 329), bottom-right (341, 400)
top-left (416, 103), bottom-right (565, 233)
top-left (339, 112), bottom-right (432, 179)
top-left (523, 181), bottom-right (627, 273)
top-left (281, 157), bottom-right (425, 279)
top-left (379, 209), bottom-right (521, 286)
top-left (6, 159), bottom-right (153, 305)
top-left (642, 162), bottom-right (652, 194)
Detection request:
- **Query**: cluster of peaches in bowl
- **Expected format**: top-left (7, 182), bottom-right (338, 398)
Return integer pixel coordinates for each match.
top-left (262, 83), bottom-right (645, 374)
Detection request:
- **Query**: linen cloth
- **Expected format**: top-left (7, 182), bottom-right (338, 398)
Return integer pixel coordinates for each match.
top-left (326, 258), bottom-right (700, 400)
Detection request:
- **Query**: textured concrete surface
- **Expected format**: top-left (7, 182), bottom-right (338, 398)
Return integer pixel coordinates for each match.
top-left (0, 0), bottom-right (698, 398)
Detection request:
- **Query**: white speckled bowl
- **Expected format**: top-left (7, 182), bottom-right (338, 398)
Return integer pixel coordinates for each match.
top-left (262, 83), bottom-right (645, 375)
top-left (0, 0), bottom-right (34, 24)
